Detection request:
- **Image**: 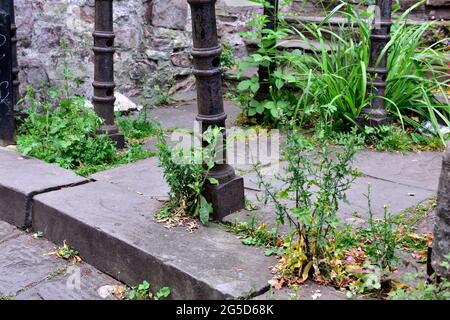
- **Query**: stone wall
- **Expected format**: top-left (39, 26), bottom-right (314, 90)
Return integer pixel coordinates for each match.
top-left (12, 0), bottom-right (437, 103)
top-left (14, 0), bottom-right (262, 102)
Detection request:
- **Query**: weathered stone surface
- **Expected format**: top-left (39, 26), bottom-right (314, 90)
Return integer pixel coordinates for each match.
top-left (173, 100), bottom-right (242, 128)
top-left (226, 175), bottom-right (434, 236)
top-left (427, 0), bottom-right (450, 7)
top-left (353, 151), bottom-right (441, 191)
top-left (253, 280), bottom-right (349, 300)
top-left (32, 181), bottom-right (275, 299)
top-left (16, 263), bottom-right (121, 300)
top-left (148, 107), bottom-right (197, 130)
top-left (432, 146), bottom-right (450, 278)
top-left (237, 162), bottom-right (435, 231)
top-left (0, 149), bottom-right (87, 228)
top-left (0, 220), bottom-right (122, 300)
top-left (341, 177), bottom-right (433, 217)
top-left (0, 221), bottom-right (20, 244)
top-left (0, 234), bottom-right (67, 296)
top-left (12, 0), bottom-right (259, 101)
top-left (152, 0), bottom-right (189, 30)
top-left (91, 157), bottom-right (169, 200)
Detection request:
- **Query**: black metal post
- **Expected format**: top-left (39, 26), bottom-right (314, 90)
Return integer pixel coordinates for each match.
top-left (93, 0), bottom-right (124, 148)
top-left (0, 0), bottom-right (18, 105)
top-left (187, 0), bottom-right (245, 220)
top-left (0, 9), bottom-right (14, 145)
top-left (360, 0), bottom-right (391, 126)
top-left (255, 0), bottom-right (278, 101)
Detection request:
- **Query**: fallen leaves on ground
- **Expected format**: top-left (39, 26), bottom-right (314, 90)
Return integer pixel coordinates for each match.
top-left (155, 204), bottom-right (199, 233)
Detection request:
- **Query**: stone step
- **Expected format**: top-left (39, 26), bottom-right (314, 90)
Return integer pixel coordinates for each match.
top-left (0, 148), bottom-right (88, 228)
top-left (31, 178), bottom-right (275, 300)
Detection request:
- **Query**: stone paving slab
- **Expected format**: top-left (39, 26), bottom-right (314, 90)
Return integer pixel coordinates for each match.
top-left (342, 177), bottom-right (434, 217)
top-left (0, 149), bottom-right (87, 228)
top-left (91, 157), bottom-right (169, 200)
top-left (0, 221), bottom-right (121, 300)
top-left (242, 171), bottom-right (434, 217)
top-left (353, 151), bottom-right (442, 191)
top-left (148, 107), bottom-right (197, 131)
top-left (0, 234), bottom-right (68, 296)
top-left (0, 221), bottom-right (21, 244)
top-left (253, 281), bottom-right (349, 300)
top-left (148, 100), bottom-right (241, 131)
top-left (32, 181), bottom-right (275, 300)
top-left (15, 263), bottom-right (121, 300)
top-left (224, 172), bottom-right (435, 235)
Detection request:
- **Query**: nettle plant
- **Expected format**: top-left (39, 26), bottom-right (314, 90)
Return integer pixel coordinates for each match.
top-left (255, 131), bottom-right (357, 282)
top-left (156, 126), bottom-right (222, 225)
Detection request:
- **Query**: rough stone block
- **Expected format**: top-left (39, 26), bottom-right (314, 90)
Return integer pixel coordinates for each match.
top-left (0, 149), bottom-right (87, 228)
top-left (32, 181), bottom-right (275, 299)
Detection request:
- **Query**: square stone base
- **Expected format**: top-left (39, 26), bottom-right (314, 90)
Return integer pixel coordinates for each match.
top-left (109, 132), bottom-right (125, 149)
top-left (204, 175), bottom-right (245, 221)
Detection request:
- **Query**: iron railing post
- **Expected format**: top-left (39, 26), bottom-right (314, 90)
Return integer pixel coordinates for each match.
top-left (360, 0), bottom-right (392, 126)
top-left (0, 0), bottom-right (18, 105)
top-left (0, 6), bottom-right (14, 146)
top-left (187, 0), bottom-right (245, 220)
top-left (255, 0), bottom-right (278, 101)
top-left (93, 0), bottom-right (124, 148)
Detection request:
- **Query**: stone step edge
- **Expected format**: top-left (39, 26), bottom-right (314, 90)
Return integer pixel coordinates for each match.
top-left (22, 180), bottom-right (92, 228)
top-left (29, 181), bottom-right (274, 300)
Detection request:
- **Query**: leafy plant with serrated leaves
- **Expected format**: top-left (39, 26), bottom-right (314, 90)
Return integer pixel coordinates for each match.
top-left (227, 216), bottom-right (283, 256)
top-left (237, 1), bottom-right (449, 145)
top-left (16, 37), bottom-right (156, 176)
top-left (255, 131), bottom-right (357, 282)
top-left (388, 254), bottom-right (450, 300)
top-left (156, 126), bottom-right (222, 225)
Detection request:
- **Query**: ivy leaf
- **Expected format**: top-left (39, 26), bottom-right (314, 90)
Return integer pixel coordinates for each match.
top-left (138, 281), bottom-right (150, 291)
